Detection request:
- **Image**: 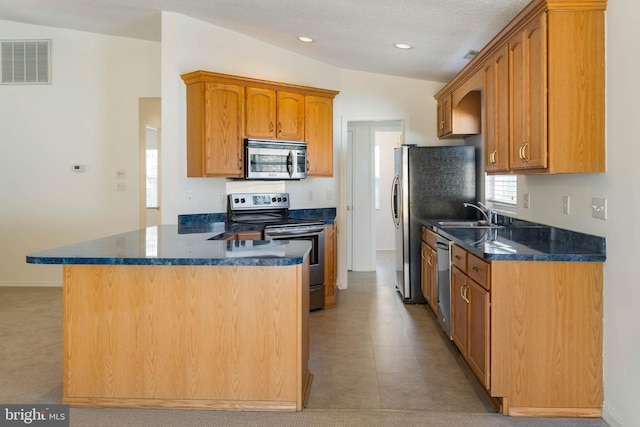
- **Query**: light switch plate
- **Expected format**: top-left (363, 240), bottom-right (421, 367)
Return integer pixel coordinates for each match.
top-left (562, 196), bottom-right (570, 214)
top-left (523, 193), bottom-right (530, 209)
top-left (591, 197), bottom-right (607, 220)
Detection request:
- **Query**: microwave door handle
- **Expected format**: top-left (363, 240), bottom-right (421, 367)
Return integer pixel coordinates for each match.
top-left (287, 150), bottom-right (294, 177)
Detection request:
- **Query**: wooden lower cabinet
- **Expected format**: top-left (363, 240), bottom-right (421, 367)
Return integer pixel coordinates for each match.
top-left (324, 224), bottom-right (337, 308)
top-left (221, 230), bottom-right (263, 240)
top-left (450, 244), bottom-right (604, 417)
top-left (451, 261), bottom-right (490, 389)
top-left (236, 229), bottom-right (263, 240)
top-left (421, 227), bottom-right (438, 314)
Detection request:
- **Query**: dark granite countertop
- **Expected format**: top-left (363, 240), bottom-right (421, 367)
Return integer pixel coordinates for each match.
top-left (422, 217), bottom-right (606, 262)
top-left (177, 207), bottom-right (337, 228)
top-left (26, 224), bottom-right (311, 266)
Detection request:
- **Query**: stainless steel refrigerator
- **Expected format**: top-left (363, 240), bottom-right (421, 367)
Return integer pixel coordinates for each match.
top-left (391, 145), bottom-right (476, 303)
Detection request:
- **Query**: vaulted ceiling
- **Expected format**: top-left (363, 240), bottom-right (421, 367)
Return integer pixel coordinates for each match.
top-left (0, 0), bottom-right (530, 82)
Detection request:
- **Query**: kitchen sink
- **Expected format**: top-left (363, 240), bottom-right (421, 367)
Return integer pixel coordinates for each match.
top-left (437, 220), bottom-right (503, 228)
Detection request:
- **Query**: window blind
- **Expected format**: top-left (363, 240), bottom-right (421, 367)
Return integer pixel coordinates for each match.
top-left (486, 174), bottom-right (517, 205)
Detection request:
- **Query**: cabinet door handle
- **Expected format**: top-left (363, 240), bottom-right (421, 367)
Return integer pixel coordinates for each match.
top-left (270, 121), bottom-right (274, 133)
top-left (522, 142), bottom-right (528, 162)
top-left (455, 255), bottom-right (462, 260)
top-left (472, 266), bottom-right (481, 272)
top-left (427, 253), bottom-right (434, 267)
top-left (278, 122), bottom-right (282, 135)
top-left (461, 283), bottom-right (470, 304)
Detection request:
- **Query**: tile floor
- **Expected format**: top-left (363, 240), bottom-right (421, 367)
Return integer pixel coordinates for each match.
top-left (306, 250), bottom-right (496, 412)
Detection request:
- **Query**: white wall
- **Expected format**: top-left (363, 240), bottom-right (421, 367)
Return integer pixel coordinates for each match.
top-left (596, 1), bottom-right (638, 425)
top-left (338, 70), bottom-right (449, 147)
top-left (159, 12), bottom-right (342, 221)
top-left (0, 20), bottom-right (160, 285)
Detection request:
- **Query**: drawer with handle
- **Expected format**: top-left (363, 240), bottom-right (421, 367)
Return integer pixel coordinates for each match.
top-left (467, 253), bottom-right (490, 291)
top-left (451, 244), bottom-right (467, 271)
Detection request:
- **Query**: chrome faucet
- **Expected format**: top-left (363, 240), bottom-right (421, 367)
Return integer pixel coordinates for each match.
top-left (463, 202), bottom-right (495, 225)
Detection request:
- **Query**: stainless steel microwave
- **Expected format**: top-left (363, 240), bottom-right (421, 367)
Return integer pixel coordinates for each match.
top-left (245, 139), bottom-right (308, 180)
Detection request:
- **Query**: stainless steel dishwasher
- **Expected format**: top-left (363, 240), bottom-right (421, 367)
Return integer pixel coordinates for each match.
top-left (435, 234), bottom-right (453, 339)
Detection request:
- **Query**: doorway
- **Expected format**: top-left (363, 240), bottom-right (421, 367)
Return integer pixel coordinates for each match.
top-left (346, 120), bottom-right (403, 271)
top-left (139, 98), bottom-right (161, 228)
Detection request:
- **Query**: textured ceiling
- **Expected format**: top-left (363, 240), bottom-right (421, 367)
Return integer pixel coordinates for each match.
top-left (0, 0), bottom-right (530, 82)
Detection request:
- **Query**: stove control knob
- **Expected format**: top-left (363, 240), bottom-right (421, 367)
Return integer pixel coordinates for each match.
top-left (234, 198), bottom-right (239, 203)
top-left (283, 197), bottom-right (287, 202)
top-left (272, 197), bottom-right (276, 202)
top-left (241, 198), bottom-right (245, 203)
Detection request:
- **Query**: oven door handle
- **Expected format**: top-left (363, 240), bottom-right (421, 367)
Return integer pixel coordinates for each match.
top-left (265, 227), bottom-right (324, 237)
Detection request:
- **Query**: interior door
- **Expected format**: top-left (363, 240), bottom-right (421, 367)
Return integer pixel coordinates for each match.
top-left (346, 120), bottom-right (403, 272)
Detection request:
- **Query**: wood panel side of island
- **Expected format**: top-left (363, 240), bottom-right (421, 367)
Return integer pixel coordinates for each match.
top-left (62, 261), bottom-right (310, 411)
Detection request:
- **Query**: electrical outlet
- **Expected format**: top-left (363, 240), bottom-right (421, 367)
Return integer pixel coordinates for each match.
top-left (562, 196), bottom-right (570, 214)
top-left (116, 169), bottom-right (126, 179)
top-left (523, 193), bottom-right (530, 209)
top-left (116, 182), bottom-right (126, 192)
top-left (591, 198), bottom-right (607, 220)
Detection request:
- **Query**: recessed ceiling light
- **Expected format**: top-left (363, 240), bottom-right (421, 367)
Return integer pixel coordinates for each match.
top-left (395, 43), bottom-right (412, 50)
top-left (297, 36), bottom-right (314, 43)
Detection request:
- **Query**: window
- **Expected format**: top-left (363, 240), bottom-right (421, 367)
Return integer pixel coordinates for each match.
top-left (486, 174), bottom-right (517, 206)
top-left (374, 145), bottom-right (380, 210)
top-left (145, 126), bottom-right (159, 209)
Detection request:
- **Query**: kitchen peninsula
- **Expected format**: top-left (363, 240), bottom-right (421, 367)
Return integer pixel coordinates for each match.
top-left (27, 225), bottom-right (312, 411)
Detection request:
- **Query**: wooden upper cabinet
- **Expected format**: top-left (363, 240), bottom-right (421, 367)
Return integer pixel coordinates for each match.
top-left (305, 95), bottom-right (334, 177)
top-left (277, 91), bottom-right (305, 140)
top-left (435, 0), bottom-right (606, 174)
top-left (245, 87), bottom-right (277, 139)
top-left (185, 81), bottom-right (244, 177)
top-left (483, 45), bottom-right (510, 173)
top-left (437, 93), bottom-right (452, 137)
top-left (245, 88), bottom-right (305, 140)
top-left (182, 70), bottom-right (339, 178)
top-left (436, 90), bottom-right (481, 139)
top-left (509, 13), bottom-right (548, 171)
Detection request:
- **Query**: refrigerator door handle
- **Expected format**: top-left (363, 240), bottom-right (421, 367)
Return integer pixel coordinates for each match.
top-left (391, 175), bottom-right (401, 228)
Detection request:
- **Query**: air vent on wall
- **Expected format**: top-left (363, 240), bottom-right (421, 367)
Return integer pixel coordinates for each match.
top-left (1, 40), bottom-right (51, 85)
